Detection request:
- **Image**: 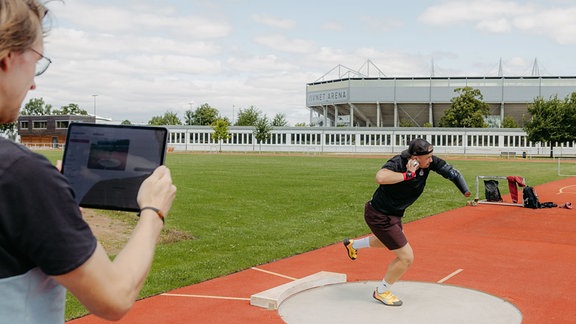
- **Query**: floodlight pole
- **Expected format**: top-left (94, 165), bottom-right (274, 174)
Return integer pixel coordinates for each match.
top-left (92, 94), bottom-right (98, 119)
top-left (188, 102), bottom-right (194, 125)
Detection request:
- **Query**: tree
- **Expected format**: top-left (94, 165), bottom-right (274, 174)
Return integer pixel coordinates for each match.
top-left (52, 103), bottom-right (88, 115)
top-left (501, 116), bottom-right (519, 128)
top-left (254, 116), bottom-right (272, 152)
top-left (21, 98), bottom-right (52, 115)
top-left (184, 110), bottom-right (194, 125)
top-left (186, 103), bottom-right (219, 126)
top-left (271, 113), bottom-right (288, 126)
top-left (121, 120), bottom-right (132, 125)
top-left (523, 93), bottom-right (576, 158)
top-left (235, 106), bottom-right (261, 126)
top-left (148, 110), bottom-right (182, 125)
top-left (0, 123), bottom-right (17, 140)
top-left (439, 87), bottom-right (490, 128)
top-left (211, 118), bottom-right (231, 152)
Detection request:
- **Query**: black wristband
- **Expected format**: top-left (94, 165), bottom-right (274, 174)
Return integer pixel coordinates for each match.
top-left (403, 171), bottom-right (415, 181)
top-left (138, 206), bottom-right (165, 224)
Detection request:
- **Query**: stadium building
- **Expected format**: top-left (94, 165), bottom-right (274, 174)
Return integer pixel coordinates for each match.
top-left (306, 60), bottom-right (576, 128)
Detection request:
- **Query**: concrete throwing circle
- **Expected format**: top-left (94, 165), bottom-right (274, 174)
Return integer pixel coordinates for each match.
top-left (278, 281), bottom-right (522, 324)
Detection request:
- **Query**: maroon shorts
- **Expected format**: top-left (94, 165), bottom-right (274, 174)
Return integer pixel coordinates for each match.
top-left (364, 201), bottom-right (408, 250)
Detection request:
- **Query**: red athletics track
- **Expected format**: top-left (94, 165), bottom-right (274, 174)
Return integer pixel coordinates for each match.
top-left (69, 177), bottom-right (576, 323)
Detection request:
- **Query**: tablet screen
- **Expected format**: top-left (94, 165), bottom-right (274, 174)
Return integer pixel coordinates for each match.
top-left (61, 123), bottom-right (168, 212)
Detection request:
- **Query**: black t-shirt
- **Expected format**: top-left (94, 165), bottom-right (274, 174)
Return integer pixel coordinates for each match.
top-left (370, 154), bottom-right (448, 217)
top-left (0, 139), bottom-right (97, 278)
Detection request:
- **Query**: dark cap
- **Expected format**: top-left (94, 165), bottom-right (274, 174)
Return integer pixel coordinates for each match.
top-left (408, 138), bottom-right (433, 156)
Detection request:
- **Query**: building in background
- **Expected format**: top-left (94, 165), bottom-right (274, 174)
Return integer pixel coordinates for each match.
top-left (17, 115), bottom-right (95, 148)
top-left (306, 61), bottom-right (576, 127)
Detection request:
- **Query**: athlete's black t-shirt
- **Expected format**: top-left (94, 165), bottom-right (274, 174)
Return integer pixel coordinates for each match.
top-left (370, 155), bottom-right (448, 217)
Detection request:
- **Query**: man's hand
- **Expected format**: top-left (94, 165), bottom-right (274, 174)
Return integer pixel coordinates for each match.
top-left (137, 166), bottom-right (177, 219)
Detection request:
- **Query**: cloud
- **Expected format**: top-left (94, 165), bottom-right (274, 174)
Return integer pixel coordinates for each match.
top-left (253, 34), bottom-right (317, 54)
top-left (321, 22), bottom-right (344, 31)
top-left (55, 2), bottom-right (231, 39)
top-left (251, 13), bottom-right (296, 29)
top-left (512, 7), bottom-right (576, 44)
top-left (419, 0), bottom-right (534, 25)
top-left (476, 18), bottom-right (511, 33)
top-left (226, 55), bottom-right (297, 73)
top-left (419, 0), bottom-right (576, 44)
top-left (48, 28), bottom-right (222, 59)
top-left (359, 16), bottom-right (403, 32)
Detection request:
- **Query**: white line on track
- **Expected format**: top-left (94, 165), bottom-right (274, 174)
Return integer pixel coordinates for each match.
top-left (250, 267), bottom-right (298, 281)
top-left (159, 267), bottom-right (296, 301)
top-left (437, 268), bottom-right (464, 284)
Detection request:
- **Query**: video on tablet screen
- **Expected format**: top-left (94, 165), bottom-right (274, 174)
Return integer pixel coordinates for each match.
top-left (87, 139), bottom-right (130, 171)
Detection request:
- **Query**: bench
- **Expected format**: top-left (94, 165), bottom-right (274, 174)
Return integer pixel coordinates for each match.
top-left (250, 271), bottom-right (346, 310)
top-left (500, 151), bottom-right (516, 158)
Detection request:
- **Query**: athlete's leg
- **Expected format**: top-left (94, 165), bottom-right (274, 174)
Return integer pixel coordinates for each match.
top-left (384, 242), bottom-right (414, 284)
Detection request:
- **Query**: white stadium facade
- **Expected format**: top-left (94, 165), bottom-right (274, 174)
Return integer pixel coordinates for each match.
top-left (306, 66), bottom-right (576, 128)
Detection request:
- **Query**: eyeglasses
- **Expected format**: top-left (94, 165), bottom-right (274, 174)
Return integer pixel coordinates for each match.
top-left (29, 48), bottom-right (52, 76)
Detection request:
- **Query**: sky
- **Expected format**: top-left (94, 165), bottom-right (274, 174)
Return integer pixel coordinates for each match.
top-left (28, 0), bottom-right (576, 125)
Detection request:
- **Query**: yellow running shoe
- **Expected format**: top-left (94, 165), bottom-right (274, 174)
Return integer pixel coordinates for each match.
top-left (372, 288), bottom-right (403, 306)
top-left (343, 238), bottom-right (357, 260)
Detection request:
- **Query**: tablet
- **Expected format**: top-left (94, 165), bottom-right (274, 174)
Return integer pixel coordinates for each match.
top-left (61, 123), bottom-right (168, 212)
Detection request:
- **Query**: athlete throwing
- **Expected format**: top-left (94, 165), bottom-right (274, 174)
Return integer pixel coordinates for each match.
top-left (343, 138), bottom-right (470, 306)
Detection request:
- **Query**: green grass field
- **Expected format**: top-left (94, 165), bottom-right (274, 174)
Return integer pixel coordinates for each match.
top-left (36, 151), bottom-right (564, 319)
